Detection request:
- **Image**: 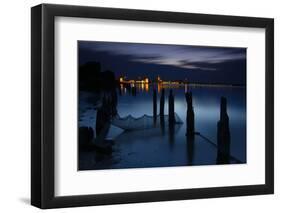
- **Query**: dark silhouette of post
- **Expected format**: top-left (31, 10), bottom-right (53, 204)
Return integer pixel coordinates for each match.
top-left (153, 89), bottom-right (157, 124)
top-left (168, 89), bottom-right (175, 125)
top-left (132, 86), bottom-right (137, 96)
top-left (160, 88), bottom-right (165, 116)
top-left (160, 89), bottom-right (165, 134)
top-left (185, 92), bottom-right (195, 139)
top-left (127, 84), bottom-right (131, 95)
top-left (168, 89), bottom-right (175, 147)
top-left (96, 96), bottom-right (110, 136)
top-left (96, 71), bottom-right (118, 137)
top-left (216, 97), bottom-right (231, 164)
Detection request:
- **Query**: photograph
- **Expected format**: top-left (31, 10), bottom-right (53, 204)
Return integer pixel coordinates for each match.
top-left (78, 41), bottom-right (247, 170)
top-left (30, 3), bottom-right (274, 209)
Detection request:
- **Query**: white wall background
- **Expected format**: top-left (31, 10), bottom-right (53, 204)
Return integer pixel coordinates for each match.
top-left (0, 0), bottom-right (279, 212)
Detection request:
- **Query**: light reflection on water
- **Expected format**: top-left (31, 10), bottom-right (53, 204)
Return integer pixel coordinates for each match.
top-left (79, 83), bottom-right (246, 170)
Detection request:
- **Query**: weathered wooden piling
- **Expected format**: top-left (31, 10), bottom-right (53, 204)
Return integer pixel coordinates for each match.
top-left (153, 89), bottom-right (157, 124)
top-left (96, 91), bottom-right (117, 137)
top-left (160, 88), bottom-right (165, 117)
top-left (96, 96), bottom-right (109, 136)
top-left (131, 86), bottom-right (137, 96)
top-left (184, 91), bottom-right (194, 162)
top-left (168, 89), bottom-right (175, 125)
top-left (160, 89), bottom-right (165, 134)
top-left (185, 92), bottom-right (195, 139)
top-left (216, 97), bottom-right (231, 164)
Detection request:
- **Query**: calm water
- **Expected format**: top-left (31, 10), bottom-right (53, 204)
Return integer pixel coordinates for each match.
top-left (79, 84), bottom-right (246, 170)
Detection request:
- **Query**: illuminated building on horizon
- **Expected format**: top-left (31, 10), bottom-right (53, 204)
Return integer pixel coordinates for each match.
top-left (119, 75), bottom-right (187, 86)
top-left (119, 76), bottom-right (150, 84)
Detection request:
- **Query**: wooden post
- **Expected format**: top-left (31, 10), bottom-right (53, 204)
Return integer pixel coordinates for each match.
top-left (185, 92), bottom-right (195, 139)
top-left (160, 88), bottom-right (165, 134)
top-left (160, 88), bottom-right (165, 116)
top-left (216, 97), bottom-right (231, 164)
top-left (168, 89), bottom-right (175, 125)
top-left (153, 89), bottom-right (157, 124)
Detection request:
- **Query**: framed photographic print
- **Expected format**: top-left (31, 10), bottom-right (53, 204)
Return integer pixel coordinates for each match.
top-left (31, 4), bottom-right (274, 209)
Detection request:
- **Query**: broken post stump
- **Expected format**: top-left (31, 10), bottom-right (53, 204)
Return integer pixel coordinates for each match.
top-left (185, 92), bottom-right (195, 139)
top-left (216, 97), bottom-right (231, 164)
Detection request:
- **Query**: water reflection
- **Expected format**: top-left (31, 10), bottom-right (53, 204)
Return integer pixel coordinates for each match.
top-left (79, 83), bottom-right (246, 170)
top-left (168, 123), bottom-right (175, 149)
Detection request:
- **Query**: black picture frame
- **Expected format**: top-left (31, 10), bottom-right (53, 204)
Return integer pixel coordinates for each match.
top-left (31, 3), bottom-right (274, 209)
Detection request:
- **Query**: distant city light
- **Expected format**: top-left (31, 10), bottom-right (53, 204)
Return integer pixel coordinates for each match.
top-left (145, 78), bottom-right (149, 84)
top-left (118, 75), bottom-right (188, 86)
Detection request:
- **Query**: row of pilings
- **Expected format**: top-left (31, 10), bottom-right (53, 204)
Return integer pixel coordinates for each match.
top-left (153, 88), bottom-right (231, 164)
top-left (185, 93), bottom-right (231, 164)
top-left (216, 97), bottom-right (231, 164)
top-left (153, 88), bottom-right (176, 128)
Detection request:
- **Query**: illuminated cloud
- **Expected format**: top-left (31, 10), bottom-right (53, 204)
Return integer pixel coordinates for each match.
top-left (79, 41), bottom-right (246, 71)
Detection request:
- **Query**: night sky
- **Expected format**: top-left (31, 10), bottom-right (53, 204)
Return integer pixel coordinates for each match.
top-left (78, 41), bottom-right (246, 85)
